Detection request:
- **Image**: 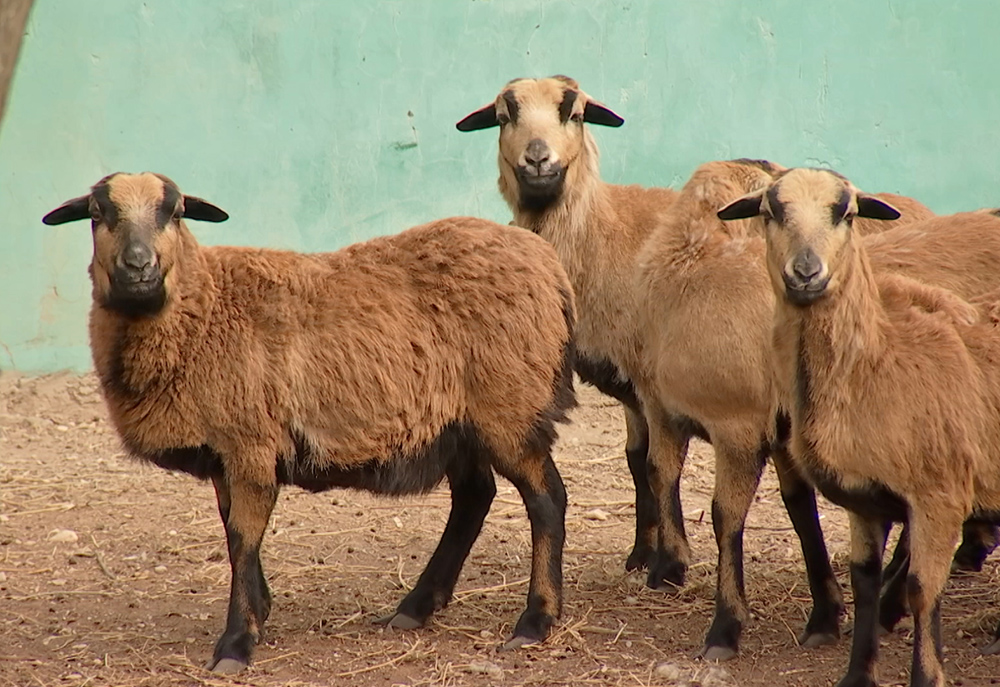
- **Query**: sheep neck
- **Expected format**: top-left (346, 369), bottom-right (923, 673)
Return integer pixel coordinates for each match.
top-left (502, 145), bottom-right (643, 375)
top-left (783, 240), bottom-right (888, 438)
top-left (92, 235), bottom-right (216, 403)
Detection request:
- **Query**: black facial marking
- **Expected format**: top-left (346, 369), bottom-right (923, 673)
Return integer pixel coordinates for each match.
top-left (558, 89), bottom-right (579, 123)
top-left (156, 180), bottom-right (182, 228)
top-left (830, 186), bottom-right (851, 225)
top-left (91, 183), bottom-right (119, 230)
top-left (502, 90), bottom-right (519, 124)
top-left (766, 185), bottom-right (786, 224)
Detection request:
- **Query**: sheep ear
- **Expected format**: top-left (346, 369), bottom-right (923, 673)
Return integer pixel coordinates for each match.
top-left (717, 192), bottom-right (764, 220)
top-left (456, 103), bottom-right (499, 132)
top-left (182, 195), bottom-right (229, 222)
top-left (42, 194), bottom-right (91, 225)
top-left (857, 194), bottom-right (901, 220)
top-left (583, 100), bottom-right (624, 127)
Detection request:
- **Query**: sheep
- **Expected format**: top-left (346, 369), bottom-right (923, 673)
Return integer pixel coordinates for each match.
top-left (717, 166), bottom-right (1000, 687)
top-left (455, 76), bottom-right (974, 659)
top-left (458, 74), bottom-right (681, 574)
top-left (41, 172), bottom-right (577, 673)
top-left (628, 158), bottom-right (947, 659)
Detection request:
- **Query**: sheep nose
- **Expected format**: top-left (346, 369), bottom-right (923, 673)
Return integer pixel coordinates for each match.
top-left (524, 139), bottom-right (550, 167)
top-left (791, 249), bottom-right (823, 281)
top-left (120, 242), bottom-right (157, 275)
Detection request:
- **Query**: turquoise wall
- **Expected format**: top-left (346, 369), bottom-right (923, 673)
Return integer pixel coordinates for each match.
top-left (1, 0), bottom-right (998, 372)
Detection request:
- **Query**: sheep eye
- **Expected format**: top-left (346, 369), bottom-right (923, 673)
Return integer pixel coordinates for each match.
top-left (570, 112), bottom-right (583, 123)
top-left (172, 209), bottom-right (183, 222)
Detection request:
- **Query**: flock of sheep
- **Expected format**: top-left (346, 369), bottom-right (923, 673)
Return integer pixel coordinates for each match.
top-left (39, 75), bottom-right (1000, 687)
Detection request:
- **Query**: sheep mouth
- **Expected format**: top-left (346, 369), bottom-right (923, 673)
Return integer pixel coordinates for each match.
top-left (105, 275), bottom-right (167, 317)
top-left (783, 276), bottom-right (830, 306)
top-left (516, 166), bottom-right (565, 189)
top-left (515, 167), bottom-right (566, 212)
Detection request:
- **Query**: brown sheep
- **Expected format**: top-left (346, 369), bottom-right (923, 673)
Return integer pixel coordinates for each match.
top-left (718, 166), bottom-right (1000, 687)
top-left (458, 74), bottom-right (680, 574)
top-left (42, 172), bottom-right (577, 672)
top-left (630, 159), bottom-right (940, 659)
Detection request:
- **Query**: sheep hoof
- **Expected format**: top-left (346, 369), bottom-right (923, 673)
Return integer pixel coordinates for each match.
top-left (209, 658), bottom-right (249, 674)
top-left (501, 634), bottom-right (539, 651)
top-left (624, 546), bottom-right (653, 572)
top-left (799, 631), bottom-right (838, 648)
top-left (373, 612), bottom-right (423, 630)
top-left (698, 645), bottom-right (737, 662)
top-left (981, 639), bottom-right (1000, 655)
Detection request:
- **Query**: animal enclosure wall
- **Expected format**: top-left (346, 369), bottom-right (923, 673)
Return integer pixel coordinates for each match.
top-left (0, 0), bottom-right (997, 372)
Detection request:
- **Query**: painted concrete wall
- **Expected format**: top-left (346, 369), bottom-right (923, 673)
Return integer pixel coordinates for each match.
top-left (1, 0), bottom-right (998, 372)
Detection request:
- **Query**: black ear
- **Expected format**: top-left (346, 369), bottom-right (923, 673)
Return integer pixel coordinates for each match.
top-left (717, 194), bottom-right (764, 220)
top-left (183, 195), bottom-right (229, 222)
top-left (456, 103), bottom-right (499, 132)
top-left (42, 194), bottom-right (91, 225)
top-left (583, 100), bottom-right (624, 127)
top-left (857, 194), bottom-right (901, 220)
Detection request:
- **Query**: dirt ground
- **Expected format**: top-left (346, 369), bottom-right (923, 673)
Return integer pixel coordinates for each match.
top-left (0, 373), bottom-right (997, 687)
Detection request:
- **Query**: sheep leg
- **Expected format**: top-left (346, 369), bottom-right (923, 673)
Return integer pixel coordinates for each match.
top-left (880, 518), bottom-right (996, 638)
top-left (952, 519), bottom-right (999, 573)
top-left (905, 509), bottom-right (960, 687)
top-left (837, 513), bottom-right (889, 687)
top-left (622, 403), bottom-right (656, 572)
top-left (879, 523), bottom-right (911, 633)
top-left (208, 475), bottom-right (278, 673)
top-left (644, 411), bottom-right (692, 589)
top-left (771, 449), bottom-right (844, 647)
top-left (375, 461), bottom-right (497, 629)
top-left (698, 443), bottom-right (766, 661)
top-left (497, 452), bottom-right (567, 649)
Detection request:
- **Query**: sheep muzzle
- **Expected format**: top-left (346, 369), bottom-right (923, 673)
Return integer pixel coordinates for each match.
top-left (782, 249), bottom-right (830, 306)
top-left (106, 241), bottom-right (167, 317)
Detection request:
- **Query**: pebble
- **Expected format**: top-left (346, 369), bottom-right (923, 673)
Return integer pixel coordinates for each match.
top-left (583, 508), bottom-right (609, 521)
top-left (467, 662), bottom-right (503, 678)
top-left (654, 662), bottom-right (687, 681)
top-left (701, 665), bottom-right (734, 686)
top-left (48, 529), bottom-right (79, 543)
top-left (153, 565), bottom-right (167, 573)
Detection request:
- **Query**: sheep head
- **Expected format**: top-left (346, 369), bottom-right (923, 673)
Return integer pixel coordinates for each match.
top-left (717, 168), bottom-right (900, 306)
top-left (43, 172), bottom-right (228, 318)
top-left (457, 75), bottom-right (623, 214)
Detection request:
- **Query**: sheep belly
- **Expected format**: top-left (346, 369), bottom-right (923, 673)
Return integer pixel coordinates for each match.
top-left (276, 422), bottom-right (480, 495)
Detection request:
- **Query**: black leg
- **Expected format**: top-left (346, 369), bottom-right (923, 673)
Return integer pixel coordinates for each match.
top-left (836, 514), bottom-right (888, 687)
top-left (879, 523), bottom-right (910, 633)
top-left (623, 404), bottom-right (656, 572)
top-left (376, 460), bottom-right (497, 628)
top-left (700, 443), bottom-right (766, 661)
top-left (493, 449), bottom-right (566, 649)
top-left (772, 448), bottom-right (844, 647)
top-left (953, 519), bottom-right (998, 573)
top-left (644, 413), bottom-right (691, 589)
top-left (209, 475), bottom-right (278, 673)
